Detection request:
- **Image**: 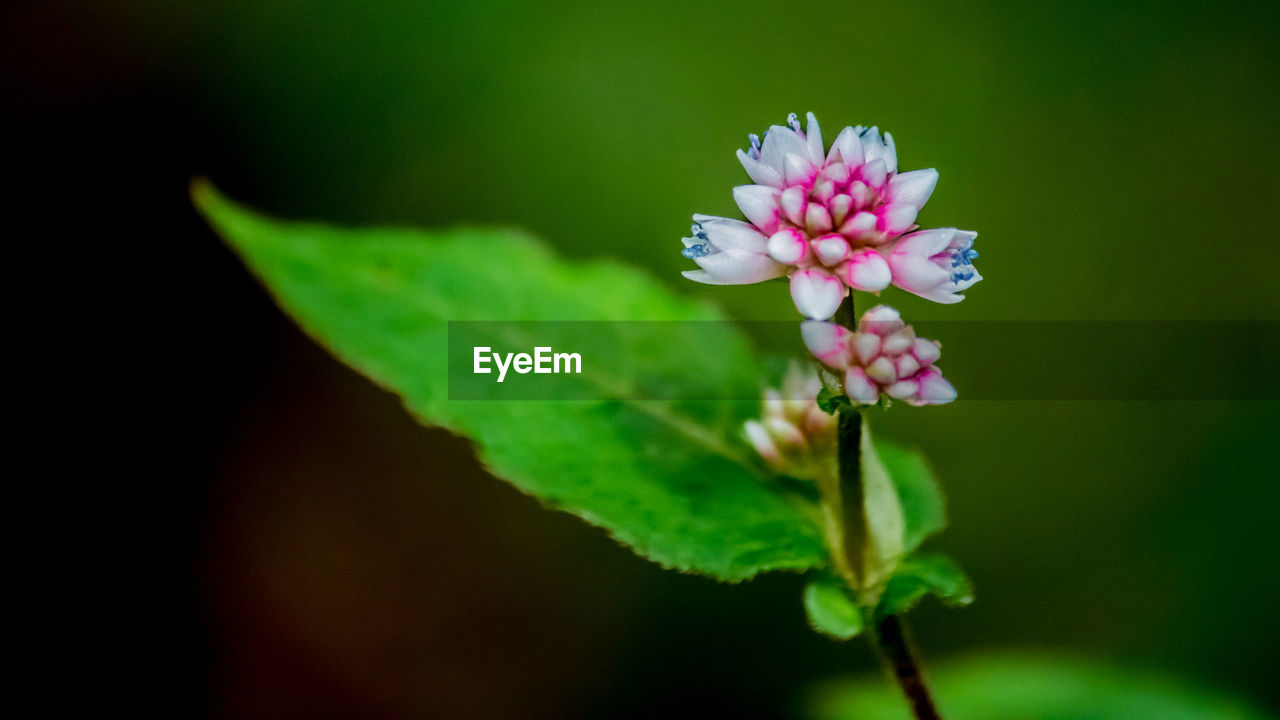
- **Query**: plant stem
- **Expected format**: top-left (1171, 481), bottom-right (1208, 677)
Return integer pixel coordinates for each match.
top-left (833, 292), bottom-right (864, 584)
top-left (833, 292), bottom-right (942, 720)
top-left (835, 407), bottom-right (866, 584)
top-left (872, 614), bottom-right (942, 720)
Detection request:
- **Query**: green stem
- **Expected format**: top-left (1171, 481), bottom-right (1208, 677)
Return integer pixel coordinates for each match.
top-left (872, 614), bottom-right (942, 720)
top-left (833, 292), bottom-right (941, 720)
top-left (833, 292), bottom-right (864, 586)
top-left (836, 407), bottom-right (866, 582)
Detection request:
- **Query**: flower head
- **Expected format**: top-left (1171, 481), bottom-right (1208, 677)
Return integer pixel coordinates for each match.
top-left (801, 306), bottom-right (957, 407)
top-left (743, 361), bottom-right (838, 475)
top-left (681, 112), bottom-right (981, 318)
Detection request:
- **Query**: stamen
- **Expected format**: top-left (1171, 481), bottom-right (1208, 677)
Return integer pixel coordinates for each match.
top-left (682, 243), bottom-right (710, 259)
top-left (691, 222), bottom-right (709, 240)
top-left (748, 133), bottom-right (762, 159)
top-left (951, 247), bottom-right (979, 266)
top-left (951, 270), bottom-right (975, 283)
top-left (787, 113), bottom-right (801, 132)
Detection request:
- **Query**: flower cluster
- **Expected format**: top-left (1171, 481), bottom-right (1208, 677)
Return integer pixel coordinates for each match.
top-left (684, 111), bottom-right (974, 449)
top-left (680, 113), bottom-right (981, 320)
top-left (742, 362), bottom-right (837, 475)
top-left (802, 306), bottom-right (956, 407)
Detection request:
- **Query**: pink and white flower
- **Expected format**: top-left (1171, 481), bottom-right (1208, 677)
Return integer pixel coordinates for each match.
top-left (801, 305), bottom-right (957, 407)
top-left (680, 215), bottom-right (789, 285)
top-left (743, 361), bottom-right (837, 474)
top-left (885, 228), bottom-right (981, 304)
top-left (682, 112), bottom-right (980, 318)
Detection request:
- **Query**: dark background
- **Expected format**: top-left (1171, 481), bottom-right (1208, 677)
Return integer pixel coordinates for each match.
top-left (11, 1), bottom-right (1278, 717)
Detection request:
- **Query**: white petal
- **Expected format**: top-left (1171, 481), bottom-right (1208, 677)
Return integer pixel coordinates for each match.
top-left (790, 269), bottom-right (846, 320)
top-left (842, 248), bottom-right (891, 292)
top-left (764, 416), bottom-right (806, 447)
top-left (885, 379), bottom-right (919, 400)
top-left (737, 149), bottom-right (784, 188)
top-left (767, 229), bottom-right (809, 264)
top-left (811, 178), bottom-right (836, 203)
top-left (784, 152), bottom-right (815, 186)
top-left (760, 126), bottom-right (808, 173)
top-left (858, 305), bottom-right (903, 331)
top-left (866, 356), bottom-right (897, 384)
top-left (839, 210), bottom-right (878, 236)
top-left (691, 248), bottom-right (787, 284)
top-left (733, 185), bottom-right (782, 233)
top-left (852, 333), bottom-right (882, 366)
top-left (801, 320), bottom-right (851, 369)
top-left (682, 269), bottom-right (719, 284)
top-left (829, 194), bottom-right (853, 226)
top-left (844, 368), bottom-right (880, 405)
top-left (848, 181), bottom-right (872, 208)
top-left (696, 216), bottom-right (769, 252)
top-left (912, 338), bottom-right (941, 365)
top-left (860, 126), bottom-right (887, 168)
top-left (896, 354), bottom-right (921, 378)
top-left (813, 233), bottom-right (850, 266)
top-left (804, 203), bottom-right (834, 234)
top-left (891, 227), bottom-right (957, 258)
top-left (912, 285), bottom-right (966, 304)
top-left (880, 203), bottom-right (919, 235)
top-left (882, 328), bottom-right (916, 356)
top-left (882, 131), bottom-right (898, 175)
top-left (805, 112), bottom-right (824, 164)
top-left (888, 169), bottom-right (938, 210)
top-left (744, 420), bottom-right (783, 465)
top-left (917, 369), bottom-right (957, 405)
top-left (779, 186), bottom-right (806, 226)
top-left (827, 126), bottom-right (864, 166)
top-left (823, 161), bottom-right (851, 185)
top-left (859, 158), bottom-right (887, 190)
top-left (888, 254), bottom-right (952, 294)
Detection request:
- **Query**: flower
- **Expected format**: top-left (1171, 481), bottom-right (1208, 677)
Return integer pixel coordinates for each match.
top-left (680, 215), bottom-right (788, 285)
top-left (801, 305), bottom-right (957, 406)
top-left (885, 227), bottom-right (982, 304)
top-left (743, 361), bottom-right (838, 474)
top-left (682, 112), bottom-right (979, 319)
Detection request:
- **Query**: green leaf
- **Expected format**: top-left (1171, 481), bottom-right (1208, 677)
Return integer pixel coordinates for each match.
top-left (875, 442), bottom-right (946, 554)
top-left (803, 575), bottom-right (865, 640)
top-left (816, 385), bottom-right (853, 415)
top-left (194, 182), bottom-right (827, 581)
top-left (856, 421), bottom-right (906, 590)
top-left (875, 554), bottom-right (973, 619)
top-left (805, 652), bottom-right (1273, 720)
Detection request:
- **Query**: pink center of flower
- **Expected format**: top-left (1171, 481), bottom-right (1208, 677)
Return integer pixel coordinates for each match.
top-left (746, 119), bottom-right (922, 271)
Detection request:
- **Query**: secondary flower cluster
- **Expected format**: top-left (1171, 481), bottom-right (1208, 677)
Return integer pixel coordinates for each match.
top-left (680, 113), bottom-right (981, 320)
top-left (802, 306), bottom-right (956, 407)
top-left (742, 362), bottom-right (837, 476)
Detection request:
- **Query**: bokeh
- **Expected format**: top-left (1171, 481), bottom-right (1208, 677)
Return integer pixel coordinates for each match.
top-left (13, 0), bottom-right (1278, 717)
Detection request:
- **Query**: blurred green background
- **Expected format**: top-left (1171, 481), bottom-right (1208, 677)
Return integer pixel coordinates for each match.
top-left (13, 0), bottom-right (1278, 717)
